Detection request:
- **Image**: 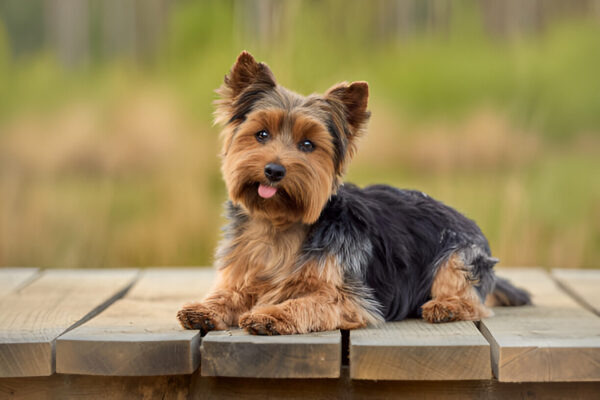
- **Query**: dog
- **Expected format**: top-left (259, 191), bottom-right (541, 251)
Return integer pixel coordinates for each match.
top-left (177, 51), bottom-right (531, 335)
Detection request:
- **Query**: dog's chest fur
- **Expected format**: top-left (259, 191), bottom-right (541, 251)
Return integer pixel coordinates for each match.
top-left (216, 213), bottom-right (311, 299)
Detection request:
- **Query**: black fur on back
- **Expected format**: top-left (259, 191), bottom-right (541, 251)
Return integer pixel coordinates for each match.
top-left (301, 183), bottom-right (504, 321)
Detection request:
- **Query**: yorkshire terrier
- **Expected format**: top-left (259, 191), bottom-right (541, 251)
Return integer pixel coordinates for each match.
top-left (177, 51), bottom-right (530, 335)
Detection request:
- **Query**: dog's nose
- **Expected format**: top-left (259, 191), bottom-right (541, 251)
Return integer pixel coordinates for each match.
top-left (264, 163), bottom-right (286, 182)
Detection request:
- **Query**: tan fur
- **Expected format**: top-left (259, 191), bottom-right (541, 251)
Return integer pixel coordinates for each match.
top-left (239, 256), bottom-right (375, 335)
top-left (422, 253), bottom-right (492, 323)
top-left (485, 290), bottom-right (508, 307)
top-left (221, 109), bottom-right (337, 226)
top-left (178, 219), bottom-right (376, 334)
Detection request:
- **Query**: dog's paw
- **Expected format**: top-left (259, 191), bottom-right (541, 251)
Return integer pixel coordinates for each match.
top-left (239, 311), bottom-right (295, 335)
top-left (422, 299), bottom-right (461, 323)
top-left (176, 303), bottom-right (227, 334)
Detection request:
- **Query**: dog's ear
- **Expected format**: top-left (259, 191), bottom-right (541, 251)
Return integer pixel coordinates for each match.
top-left (214, 51), bottom-right (276, 126)
top-left (324, 81), bottom-right (371, 177)
top-left (224, 51), bottom-right (276, 97)
top-left (325, 81), bottom-right (370, 135)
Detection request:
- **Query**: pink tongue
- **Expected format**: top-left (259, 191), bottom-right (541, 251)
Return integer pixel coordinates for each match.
top-left (258, 184), bottom-right (277, 199)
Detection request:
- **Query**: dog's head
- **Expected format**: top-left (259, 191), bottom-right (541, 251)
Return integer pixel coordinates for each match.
top-left (215, 51), bottom-right (370, 225)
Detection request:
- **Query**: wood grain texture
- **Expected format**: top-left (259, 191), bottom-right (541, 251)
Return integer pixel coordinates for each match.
top-left (201, 328), bottom-right (341, 378)
top-left (480, 267), bottom-right (600, 382)
top-left (191, 368), bottom-right (600, 400)
top-left (0, 268), bottom-right (39, 298)
top-left (552, 268), bottom-right (600, 315)
top-left (56, 268), bottom-right (215, 376)
top-left (350, 320), bottom-right (491, 380)
top-left (0, 374), bottom-right (189, 400)
top-left (125, 268), bottom-right (214, 302)
top-left (0, 269), bottom-right (138, 377)
top-left (2, 371), bottom-right (600, 400)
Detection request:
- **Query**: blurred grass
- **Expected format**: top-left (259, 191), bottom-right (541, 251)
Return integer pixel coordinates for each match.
top-left (0, 1), bottom-right (599, 269)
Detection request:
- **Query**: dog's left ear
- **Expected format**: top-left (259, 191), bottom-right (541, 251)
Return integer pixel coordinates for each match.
top-left (325, 81), bottom-right (370, 136)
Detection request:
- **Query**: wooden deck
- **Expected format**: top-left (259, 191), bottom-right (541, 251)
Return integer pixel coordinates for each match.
top-left (1, 267), bottom-right (599, 399)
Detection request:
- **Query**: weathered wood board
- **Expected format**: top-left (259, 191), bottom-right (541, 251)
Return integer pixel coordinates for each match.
top-left (0, 269), bottom-right (138, 377)
top-left (3, 370), bottom-right (600, 400)
top-left (0, 374), bottom-right (190, 400)
top-left (480, 267), bottom-right (600, 382)
top-left (0, 268), bottom-right (39, 298)
top-left (191, 370), bottom-right (600, 400)
top-left (201, 329), bottom-right (341, 378)
top-left (350, 320), bottom-right (491, 380)
top-left (56, 268), bottom-right (215, 376)
top-left (552, 268), bottom-right (600, 315)
top-left (125, 268), bottom-right (214, 302)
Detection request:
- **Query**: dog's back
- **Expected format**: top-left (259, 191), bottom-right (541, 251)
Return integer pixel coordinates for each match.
top-left (305, 183), bottom-right (529, 322)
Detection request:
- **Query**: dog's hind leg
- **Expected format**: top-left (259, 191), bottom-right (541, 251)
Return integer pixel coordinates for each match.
top-left (421, 249), bottom-right (494, 323)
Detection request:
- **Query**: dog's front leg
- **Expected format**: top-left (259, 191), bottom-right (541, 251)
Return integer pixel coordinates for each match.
top-left (238, 259), bottom-right (379, 335)
top-left (177, 285), bottom-right (252, 334)
top-left (239, 289), bottom-right (373, 335)
top-left (238, 291), bottom-right (341, 335)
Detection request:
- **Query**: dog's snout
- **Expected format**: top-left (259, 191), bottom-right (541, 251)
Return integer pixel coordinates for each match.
top-left (264, 163), bottom-right (286, 182)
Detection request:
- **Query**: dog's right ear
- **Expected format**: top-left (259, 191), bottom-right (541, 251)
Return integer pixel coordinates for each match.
top-left (223, 51), bottom-right (276, 98)
top-left (214, 51), bottom-right (276, 126)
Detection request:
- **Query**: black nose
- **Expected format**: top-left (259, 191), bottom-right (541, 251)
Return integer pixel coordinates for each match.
top-left (264, 163), bottom-right (286, 182)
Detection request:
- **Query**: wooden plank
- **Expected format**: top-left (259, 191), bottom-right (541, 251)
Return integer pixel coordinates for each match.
top-left (350, 320), bottom-right (491, 380)
top-left (125, 268), bottom-right (214, 301)
top-left (0, 268), bottom-right (39, 297)
top-left (56, 268), bottom-right (215, 376)
top-left (192, 369), bottom-right (600, 400)
top-left (2, 370), bottom-right (600, 400)
top-left (0, 374), bottom-right (190, 400)
top-left (0, 269), bottom-right (138, 377)
top-left (201, 328), bottom-right (341, 378)
top-left (4, 374), bottom-right (600, 400)
top-left (552, 268), bottom-right (600, 315)
top-left (12, 370), bottom-right (600, 400)
top-left (480, 267), bottom-right (600, 382)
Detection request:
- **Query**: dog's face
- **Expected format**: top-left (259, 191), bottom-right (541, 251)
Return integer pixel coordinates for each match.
top-left (215, 51), bottom-right (370, 225)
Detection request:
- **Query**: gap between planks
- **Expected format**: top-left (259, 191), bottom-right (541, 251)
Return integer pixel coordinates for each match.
top-left (551, 268), bottom-right (600, 316)
top-left (56, 268), bottom-right (215, 376)
top-left (0, 268), bottom-right (41, 298)
top-left (479, 267), bottom-right (600, 382)
top-left (350, 319), bottom-right (491, 380)
top-left (0, 269), bottom-right (139, 377)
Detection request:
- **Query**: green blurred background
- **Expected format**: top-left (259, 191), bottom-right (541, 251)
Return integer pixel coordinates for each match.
top-left (0, 0), bottom-right (598, 269)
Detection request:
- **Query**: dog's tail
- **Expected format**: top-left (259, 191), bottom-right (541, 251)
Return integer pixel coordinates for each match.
top-left (487, 276), bottom-right (532, 307)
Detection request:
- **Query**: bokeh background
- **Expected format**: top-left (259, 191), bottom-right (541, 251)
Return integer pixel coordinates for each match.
top-left (0, 0), bottom-right (599, 269)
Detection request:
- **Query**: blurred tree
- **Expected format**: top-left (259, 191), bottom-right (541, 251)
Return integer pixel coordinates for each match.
top-left (2, 0), bottom-right (600, 67)
top-left (99, 0), bottom-right (170, 64)
top-left (375, 0), bottom-right (452, 40)
top-left (0, 0), bottom-right (45, 59)
top-left (45, 0), bottom-right (90, 68)
top-left (481, 0), bottom-right (600, 38)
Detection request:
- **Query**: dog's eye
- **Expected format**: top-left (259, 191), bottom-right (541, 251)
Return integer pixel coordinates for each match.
top-left (298, 139), bottom-right (315, 153)
top-left (255, 130), bottom-right (270, 143)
